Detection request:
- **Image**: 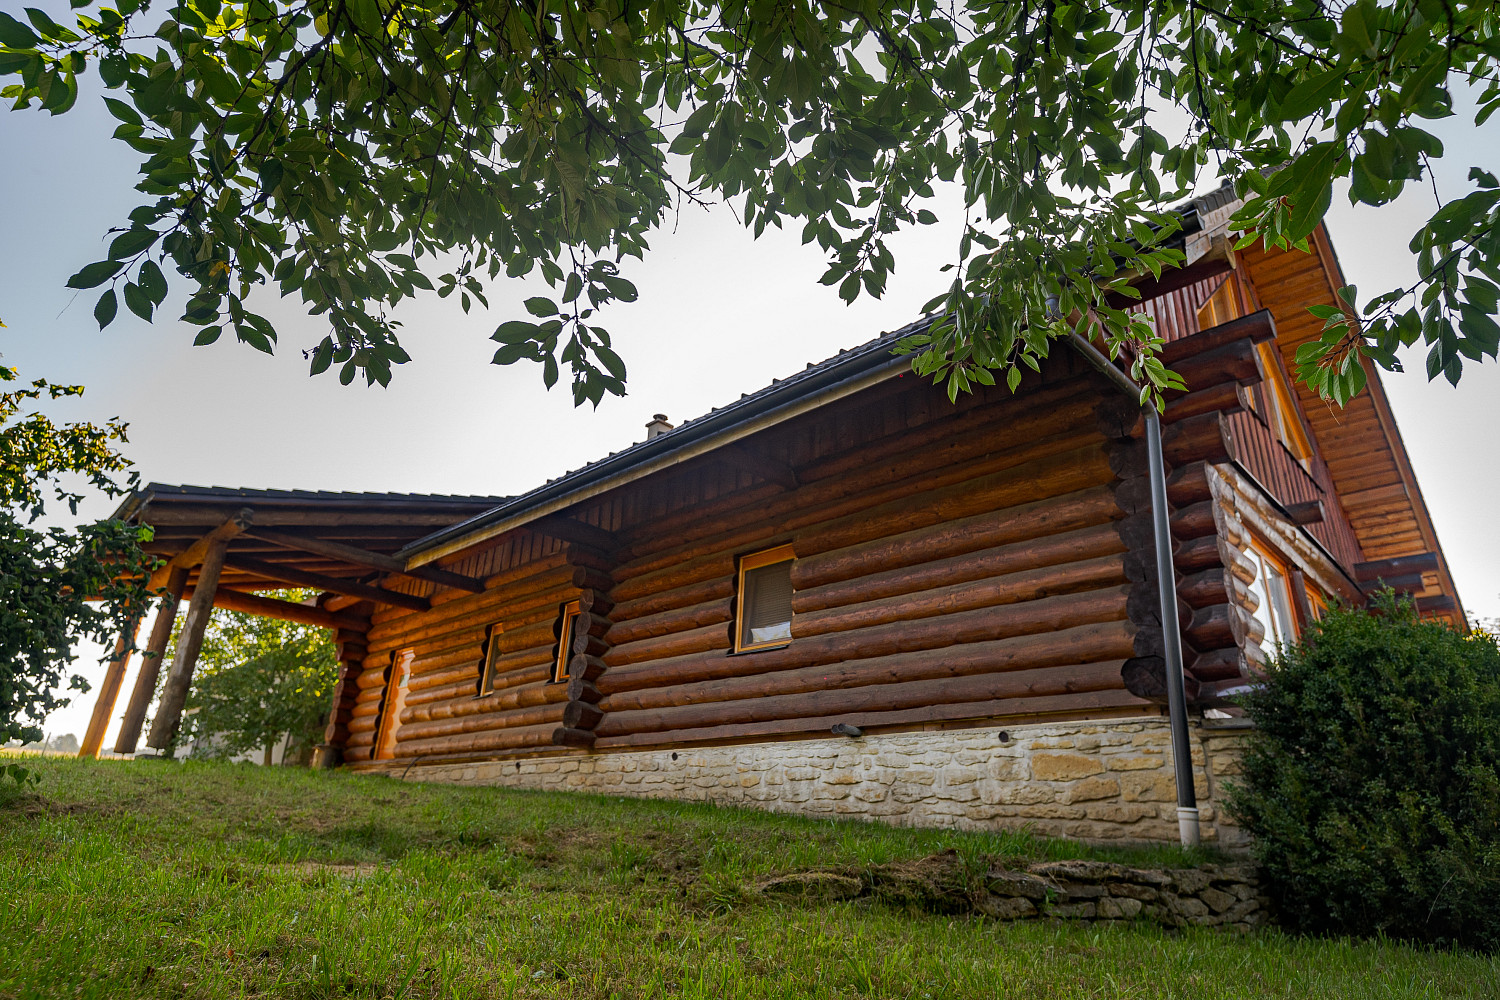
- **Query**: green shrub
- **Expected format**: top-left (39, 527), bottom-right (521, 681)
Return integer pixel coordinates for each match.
top-left (1226, 593), bottom-right (1500, 951)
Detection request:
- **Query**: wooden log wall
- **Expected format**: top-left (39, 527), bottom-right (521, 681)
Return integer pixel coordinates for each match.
top-left (335, 311), bottom-right (1328, 764)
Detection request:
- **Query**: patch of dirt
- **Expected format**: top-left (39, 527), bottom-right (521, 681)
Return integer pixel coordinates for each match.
top-left (286, 861), bottom-right (382, 879)
top-left (1, 794), bottom-right (121, 820)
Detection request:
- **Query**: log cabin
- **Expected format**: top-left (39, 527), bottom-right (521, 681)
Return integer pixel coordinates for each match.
top-left (87, 186), bottom-right (1465, 846)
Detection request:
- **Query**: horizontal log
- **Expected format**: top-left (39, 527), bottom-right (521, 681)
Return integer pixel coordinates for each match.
top-left (1353, 552), bottom-right (1439, 581)
top-left (1170, 501), bottom-right (1219, 542)
top-left (572, 567), bottom-right (614, 592)
top-left (1177, 567), bottom-right (1233, 609)
top-left (1161, 411), bottom-right (1236, 466)
top-left (600, 619), bottom-right (1136, 714)
top-left (606, 597), bottom-right (733, 647)
top-left (1189, 646), bottom-right (1251, 682)
top-left (571, 631), bottom-right (612, 658)
top-left (592, 687), bottom-right (1146, 750)
top-left (1415, 594), bottom-right (1458, 615)
top-left (1163, 381), bottom-right (1251, 425)
top-left (225, 555), bottom-right (430, 612)
top-left (1283, 500), bottom-right (1325, 526)
top-left (577, 588), bottom-right (615, 618)
top-left (605, 620), bottom-right (729, 667)
top-left (600, 585), bottom-right (1130, 696)
top-left (1360, 573), bottom-right (1426, 594)
top-left (792, 554), bottom-right (1127, 640)
top-left (573, 612), bottom-right (613, 640)
top-left (1120, 656), bottom-right (1201, 704)
top-left (563, 700), bottom-right (604, 730)
top-left (566, 654), bottom-right (610, 682)
top-left (552, 727), bottom-right (597, 747)
top-left (791, 485), bottom-right (1119, 593)
top-left (244, 528), bottom-right (486, 593)
top-left (190, 588), bottom-right (367, 631)
top-left (1165, 462), bottom-right (1213, 507)
top-left (392, 723), bottom-right (559, 758)
top-left (611, 576), bottom-right (734, 624)
top-left (595, 658), bottom-right (1129, 738)
top-left (1159, 309), bottom-right (1277, 366)
top-left (1164, 339), bottom-right (1263, 396)
top-left (482, 551), bottom-right (569, 592)
top-left (404, 676), bottom-right (566, 725)
top-left (1174, 534), bottom-right (1230, 573)
top-left (566, 677), bottom-right (603, 703)
top-left (792, 521), bottom-right (1126, 616)
top-left (392, 702), bottom-right (564, 743)
top-left (609, 552), bottom-right (736, 605)
top-left (1184, 602), bottom-right (1255, 650)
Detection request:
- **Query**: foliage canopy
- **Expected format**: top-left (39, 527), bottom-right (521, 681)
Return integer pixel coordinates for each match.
top-left (0, 366), bottom-right (150, 748)
top-left (1227, 593), bottom-right (1500, 952)
top-left (165, 592), bottom-right (338, 762)
top-left (2, 0), bottom-right (1498, 405)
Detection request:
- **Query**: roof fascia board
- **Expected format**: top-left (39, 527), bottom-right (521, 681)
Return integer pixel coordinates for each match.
top-left (403, 349), bottom-right (913, 568)
top-left (1310, 224), bottom-right (1466, 626)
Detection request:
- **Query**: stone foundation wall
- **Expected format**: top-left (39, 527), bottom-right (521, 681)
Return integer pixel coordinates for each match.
top-left (386, 717), bottom-right (1253, 849)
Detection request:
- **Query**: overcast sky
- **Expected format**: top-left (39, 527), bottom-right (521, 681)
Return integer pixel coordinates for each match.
top-left (4, 46), bottom-right (1497, 745)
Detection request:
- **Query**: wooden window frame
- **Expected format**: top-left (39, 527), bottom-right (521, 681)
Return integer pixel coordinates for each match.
top-left (1254, 343), bottom-right (1315, 463)
top-left (552, 600), bottom-right (580, 683)
top-left (374, 648), bottom-right (415, 761)
top-left (733, 543), bottom-right (796, 654)
top-left (1246, 537), bottom-right (1300, 651)
top-left (477, 622), bottom-right (505, 697)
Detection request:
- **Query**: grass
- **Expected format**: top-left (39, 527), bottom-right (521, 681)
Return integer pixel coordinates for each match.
top-left (2, 758), bottom-right (1496, 999)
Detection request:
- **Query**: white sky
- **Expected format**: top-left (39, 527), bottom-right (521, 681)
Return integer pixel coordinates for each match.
top-left (3, 45), bottom-right (1497, 745)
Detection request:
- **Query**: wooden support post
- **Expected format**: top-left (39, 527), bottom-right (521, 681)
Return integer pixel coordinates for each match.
top-left (78, 612), bottom-right (144, 759)
top-left (114, 566), bottom-right (190, 755)
top-left (146, 538), bottom-right (230, 751)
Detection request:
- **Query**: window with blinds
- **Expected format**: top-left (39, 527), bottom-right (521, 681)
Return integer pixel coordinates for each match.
top-left (736, 544), bottom-right (795, 652)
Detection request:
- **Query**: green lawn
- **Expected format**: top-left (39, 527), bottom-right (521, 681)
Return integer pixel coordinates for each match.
top-left (2, 758), bottom-right (1495, 999)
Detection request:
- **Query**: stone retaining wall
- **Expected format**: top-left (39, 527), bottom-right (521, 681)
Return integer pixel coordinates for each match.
top-left (386, 717), bottom-right (1253, 848)
top-left (758, 855), bottom-right (1269, 932)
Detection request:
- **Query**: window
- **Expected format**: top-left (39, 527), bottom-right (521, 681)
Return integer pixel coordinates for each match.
top-left (553, 600), bottom-right (581, 683)
top-left (735, 544), bottom-right (795, 652)
top-left (1196, 275), bottom-right (1243, 331)
top-left (1250, 343), bottom-right (1314, 463)
top-left (478, 622), bottom-right (505, 696)
top-left (374, 648), bottom-right (414, 760)
top-left (1245, 539), bottom-right (1298, 653)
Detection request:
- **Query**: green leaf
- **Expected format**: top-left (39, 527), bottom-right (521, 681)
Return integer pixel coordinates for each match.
top-left (123, 281), bottom-right (152, 321)
top-left (138, 260), bottom-right (167, 304)
top-left (93, 289), bottom-right (117, 329)
top-left (0, 11), bottom-right (38, 47)
top-left (193, 325), bottom-right (222, 345)
top-left (524, 296), bottom-right (557, 317)
top-left (1279, 69), bottom-right (1344, 122)
top-left (66, 260), bottom-right (122, 289)
top-left (108, 227), bottom-right (158, 261)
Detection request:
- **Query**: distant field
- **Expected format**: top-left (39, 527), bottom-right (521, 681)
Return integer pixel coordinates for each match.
top-left (2, 758), bottom-right (1495, 999)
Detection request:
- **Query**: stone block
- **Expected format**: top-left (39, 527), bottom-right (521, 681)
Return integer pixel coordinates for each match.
top-left (1046, 901), bottom-right (1096, 919)
top-left (1104, 754), bottom-right (1164, 771)
top-left (975, 896), bottom-right (1037, 920)
top-left (1031, 753), bottom-right (1104, 781)
top-left (1199, 888), bottom-right (1236, 913)
top-left (1119, 771), bottom-right (1177, 802)
top-left (1060, 776), bottom-right (1120, 803)
top-left (1097, 896), bottom-right (1143, 920)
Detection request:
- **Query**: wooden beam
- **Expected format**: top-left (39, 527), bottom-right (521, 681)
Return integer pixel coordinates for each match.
top-left (144, 507), bottom-right (468, 527)
top-left (146, 508), bottom-right (252, 592)
top-left (529, 516), bottom-right (618, 553)
top-left (193, 587), bottom-right (370, 630)
top-left (243, 528), bottom-right (485, 593)
top-left (78, 612), bottom-right (144, 759)
top-left (718, 443), bottom-right (799, 491)
top-left (1353, 552), bottom-right (1440, 582)
top-left (224, 555), bottom-right (430, 612)
top-left (147, 537), bottom-right (230, 751)
top-left (1284, 500), bottom-right (1326, 526)
top-left (114, 566), bottom-right (188, 755)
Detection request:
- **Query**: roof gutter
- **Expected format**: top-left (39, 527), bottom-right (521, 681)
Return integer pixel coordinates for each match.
top-left (402, 330), bottom-right (925, 567)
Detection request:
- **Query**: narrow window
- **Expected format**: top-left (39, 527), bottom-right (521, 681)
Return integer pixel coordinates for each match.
top-left (1195, 275), bottom-right (1243, 331)
top-left (478, 623), bottom-right (505, 696)
top-left (374, 648), bottom-right (415, 761)
top-left (1245, 540), bottom-right (1298, 653)
top-left (1255, 343), bottom-right (1315, 462)
top-left (553, 600), bottom-right (581, 683)
top-left (735, 544), bottom-right (795, 653)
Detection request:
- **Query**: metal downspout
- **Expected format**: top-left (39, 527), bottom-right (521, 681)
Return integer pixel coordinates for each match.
top-left (1066, 333), bottom-right (1201, 847)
